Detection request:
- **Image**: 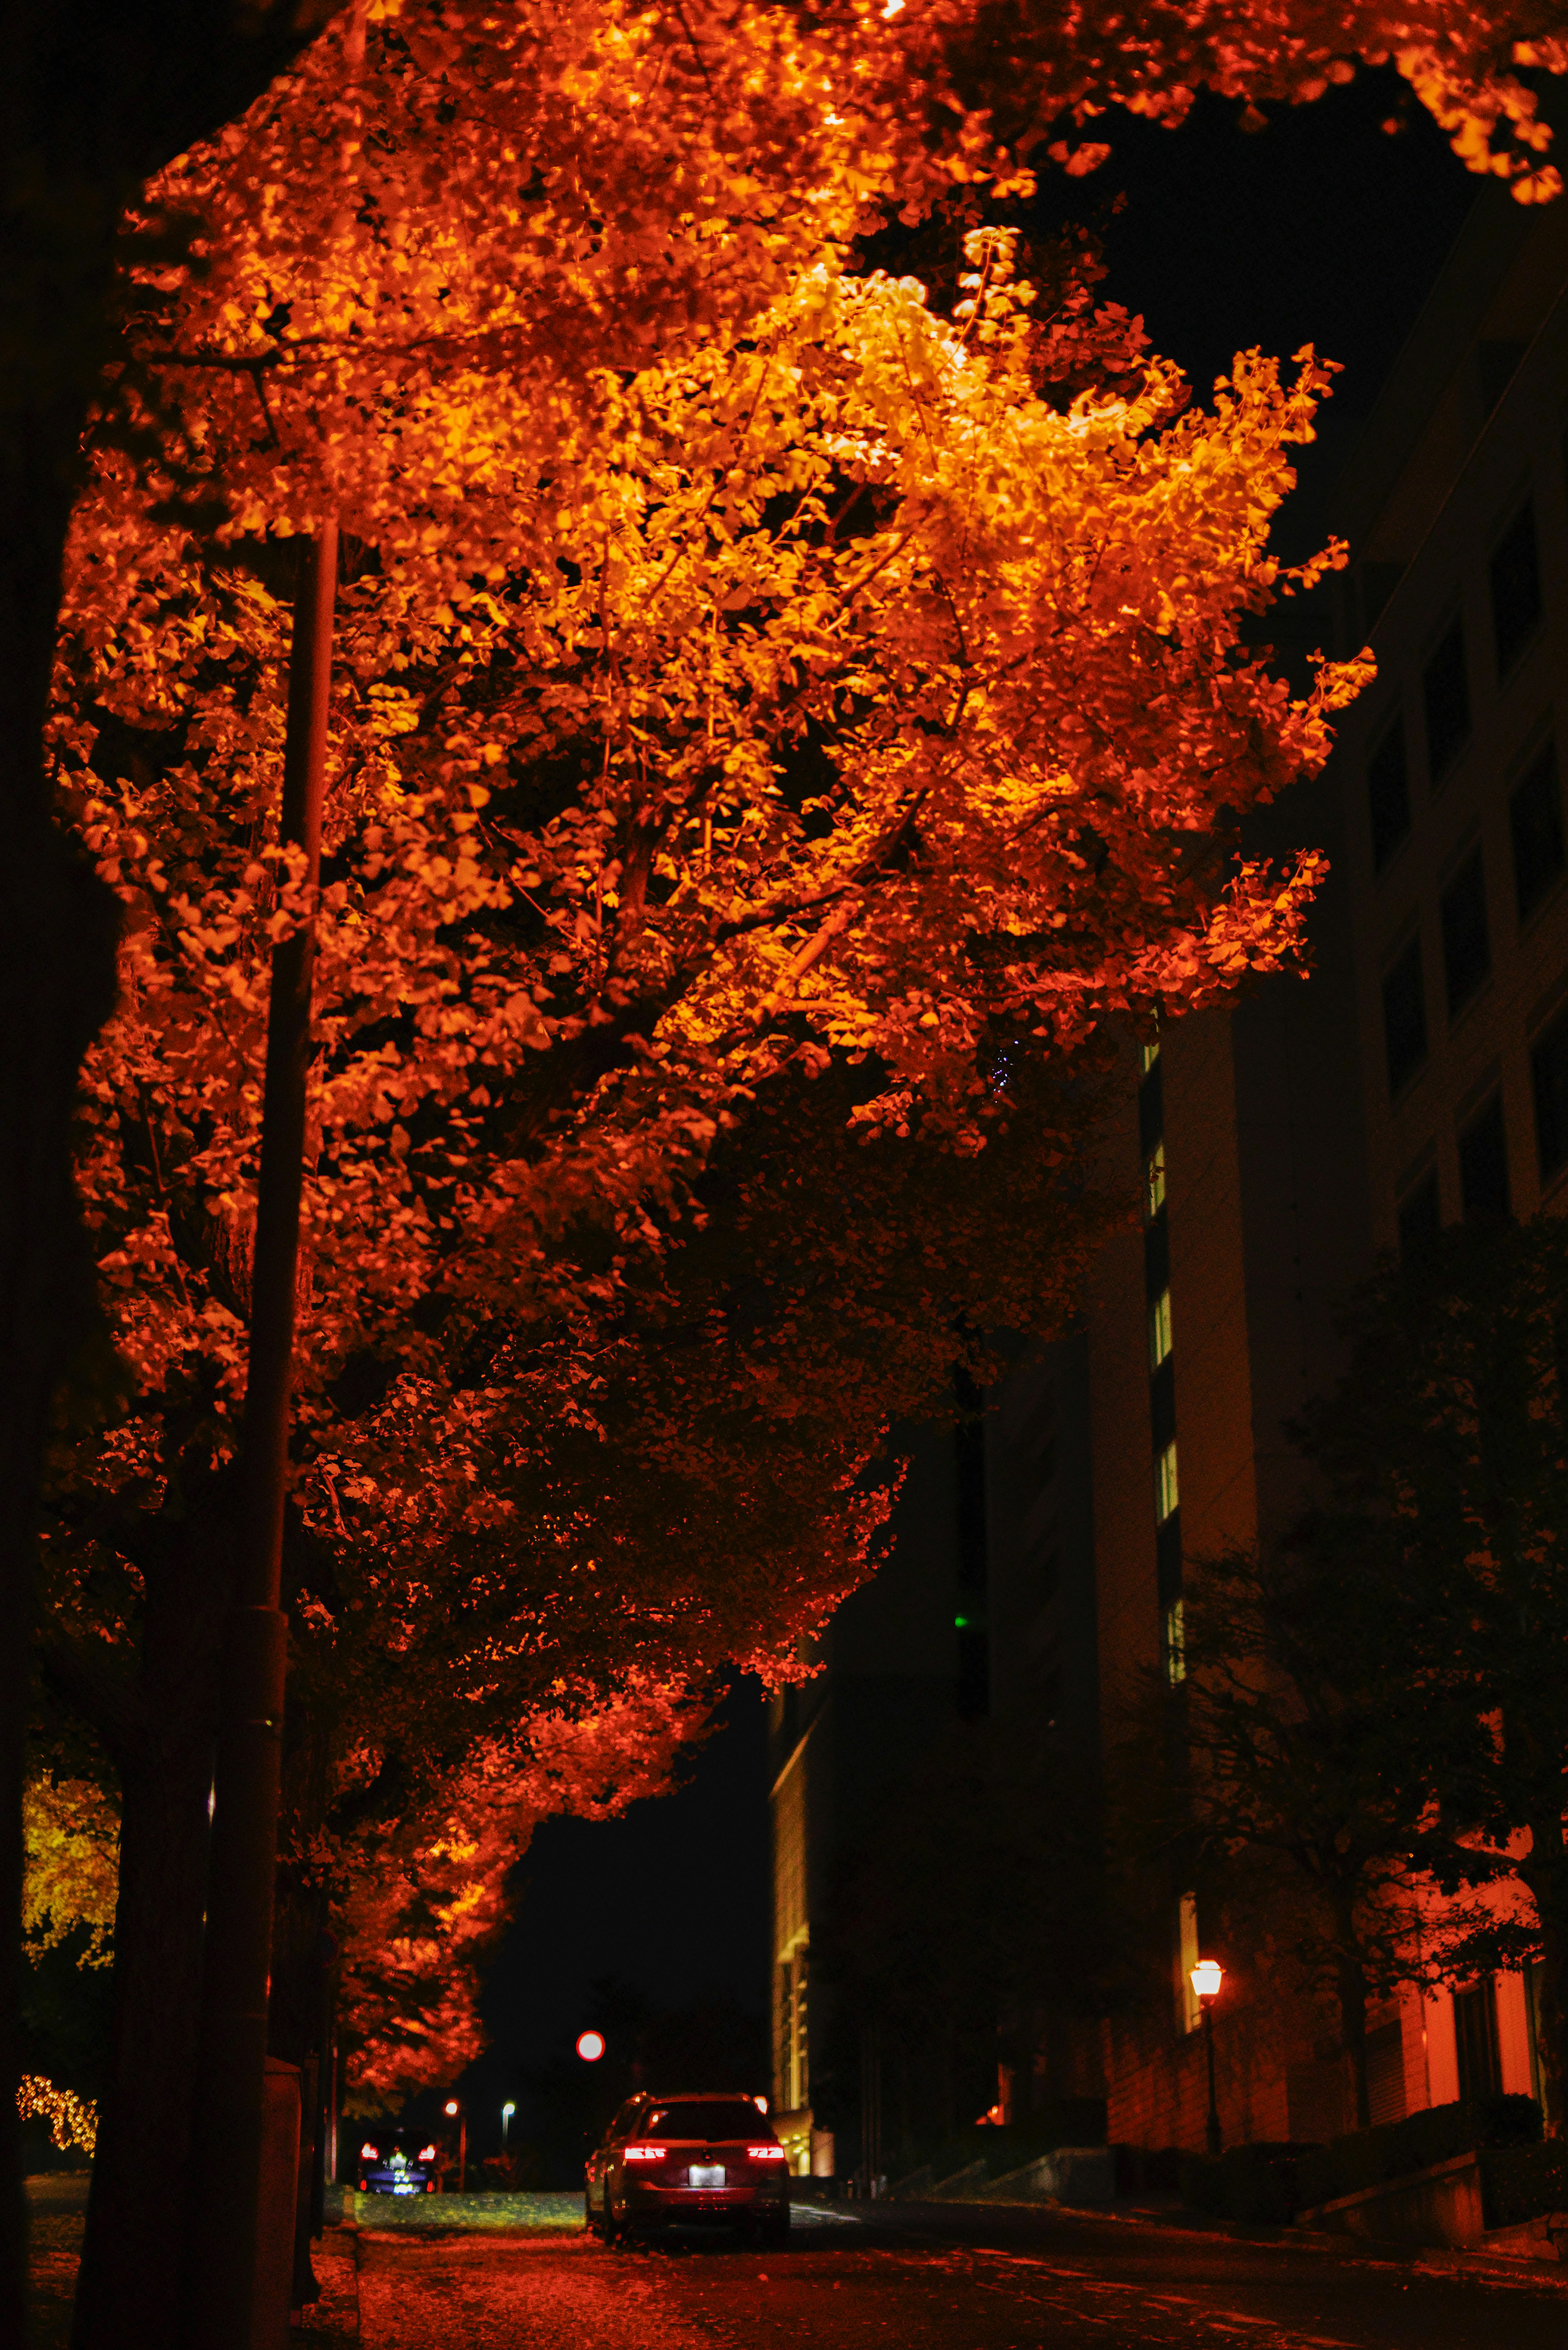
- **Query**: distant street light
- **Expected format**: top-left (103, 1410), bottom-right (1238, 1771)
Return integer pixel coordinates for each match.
top-left (443, 2097), bottom-right (467, 2191)
top-left (576, 2030), bottom-right (606, 2062)
top-left (502, 2100), bottom-right (516, 2153)
top-left (1189, 1960), bottom-right (1225, 2157)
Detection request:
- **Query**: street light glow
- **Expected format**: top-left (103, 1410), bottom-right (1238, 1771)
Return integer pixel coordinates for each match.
top-left (1190, 1958), bottom-right (1223, 1999)
top-left (501, 2101), bottom-right (516, 2119)
top-left (444, 2098), bottom-right (460, 2116)
top-left (576, 2029), bottom-right (606, 2062)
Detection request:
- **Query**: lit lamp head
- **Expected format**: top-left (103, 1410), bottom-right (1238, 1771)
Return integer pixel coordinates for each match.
top-left (501, 2101), bottom-right (516, 2120)
top-left (443, 2098), bottom-right (460, 2117)
top-left (576, 2029), bottom-right (606, 2063)
top-left (1189, 1959), bottom-right (1224, 2001)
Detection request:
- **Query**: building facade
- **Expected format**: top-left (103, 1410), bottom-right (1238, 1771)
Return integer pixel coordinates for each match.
top-left (768, 178), bottom-right (1568, 2172)
top-left (1094, 178), bottom-right (1568, 2149)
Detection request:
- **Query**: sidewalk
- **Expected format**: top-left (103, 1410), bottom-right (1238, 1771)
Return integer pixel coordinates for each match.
top-left (893, 2182), bottom-right (1568, 2292)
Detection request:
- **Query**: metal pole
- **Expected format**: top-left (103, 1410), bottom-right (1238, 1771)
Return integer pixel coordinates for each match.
top-left (459, 2112), bottom-right (467, 2195)
top-left (1202, 1998), bottom-right (1222, 2157)
top-left (184, 524), bottom-right (339, 2350)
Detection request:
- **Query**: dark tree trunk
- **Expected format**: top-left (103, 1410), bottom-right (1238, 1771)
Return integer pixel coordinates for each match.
top-left (1519, 1823), bottom-right (1568, 2138)
top-left (1332, 1940), bottom-right (1372, 2133)
top-left (0, 215), bottom-right (124, 2350)
top-left (0, 3), bottom-right (347, 2334)
top-left (65, 1522), bottom-right (229, 2350)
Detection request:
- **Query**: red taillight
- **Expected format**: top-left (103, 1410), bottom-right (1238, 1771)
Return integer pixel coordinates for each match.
top-left (426, 2179), bottom-right (437, 2192)
top-left (360, 2142), bottom-right (379, 2160)
top-left (624, 2143), bottom-right (668, 2162)
top-left (747, 2144), bottom-right (786, 2161)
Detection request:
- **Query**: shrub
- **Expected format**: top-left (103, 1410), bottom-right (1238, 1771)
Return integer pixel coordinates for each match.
top-left (1296, 2096), bottom-right (1539, 2212)
top-left (1482, 2142), bottom-right (1568, 2230)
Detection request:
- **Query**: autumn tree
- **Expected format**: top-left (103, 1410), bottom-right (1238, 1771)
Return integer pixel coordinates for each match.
top-left (40, 159), bottom-right (1375, 2335)
top-left (1290, 1216), bottom-right (1568, 2136)
top-left (1126, 1531), bottom-right (1440, 2130)
top-left (13, 2), bottom-right (1564, 2327)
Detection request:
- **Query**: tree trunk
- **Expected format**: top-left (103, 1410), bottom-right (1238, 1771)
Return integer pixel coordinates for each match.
top-left (0, 203), bottom-right (123, 2348)
top-left (1332, 1946), bottom-right (1372, 2132)
top-left (69, 1529), bottom-right (229, 2350)
top-left (1519, 1826), bottom-right (1568, 2138)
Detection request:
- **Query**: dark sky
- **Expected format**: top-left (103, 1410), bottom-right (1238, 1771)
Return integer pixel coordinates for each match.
top-left (459, 68), bottom-right (1477, 2138)
top-left (459, 1681), bottom-right (771, 2145)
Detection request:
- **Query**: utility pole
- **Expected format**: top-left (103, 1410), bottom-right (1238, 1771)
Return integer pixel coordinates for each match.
top-left (184, 525), bottom-right (339, 2348)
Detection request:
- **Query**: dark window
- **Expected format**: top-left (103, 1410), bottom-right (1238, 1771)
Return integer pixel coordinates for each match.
top-left (1383, 937), bottom-right (1428, 1095)
top-left (956, 1620), bottom-right (989, 1719)
top-left (1453, 1981), bottom-right (1503, 2103)
top-left (1440, 849), bottom-right (1491, 1017)
top-left (1144, 1211), bottom-right (1169, 1299)
top-left (1138, 1060), bottom-right (1164, 1156)
top-left (1397, 1169), bottom-right (1440, 1257)
top-left (1368, 717), bottom-right (1411, 872)
top-left (1491, 501), bottom-right (1543, 677)
top-left (1532, 1000), bottom-right (1568, 1183)
top-left (1423, 616), bottom-right (1470, 785)
top-left (1149, 1356), bottom-right (1176, 1449)
top-left (1511, 741), bottom-right (1565, 921)
top-left (1458, 1093), bottom-right (1510, 1224)
top-left (1156, 1513), bottom-right (1183, 1605)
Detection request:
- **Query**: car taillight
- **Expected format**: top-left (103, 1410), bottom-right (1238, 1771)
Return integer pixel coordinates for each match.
top-left (747, 2144), bottom-right (786, 2161)
top-left (418, 2145), bottom-right (436, 2161)
top-left (624, 2143), bottom-right (668, 2162)
top-left (359, 2143), bottom-right (379, 2160)
top-left (357, 2178), bottom-right (368, 2191)
top-left (426, 2179), bottom-right (437, 2192)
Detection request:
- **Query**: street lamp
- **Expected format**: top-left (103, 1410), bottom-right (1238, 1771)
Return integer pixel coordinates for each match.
top-left (576, 2029), bottom-right (606, 2062)
top-left (1189, 1960), bottom-right (1224, 2157)
top-left (501, 2100), bottom-right (516, 2154)
top-left (444, 2097), bottom-right (467, 2192)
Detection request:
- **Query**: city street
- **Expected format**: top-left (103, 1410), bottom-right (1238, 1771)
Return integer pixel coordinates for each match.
top-left (339, 2200), bottom-right (1568, 2350)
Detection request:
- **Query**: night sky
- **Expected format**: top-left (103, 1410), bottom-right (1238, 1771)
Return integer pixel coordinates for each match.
top-left (459, 69), bottom-right (1477, 2151)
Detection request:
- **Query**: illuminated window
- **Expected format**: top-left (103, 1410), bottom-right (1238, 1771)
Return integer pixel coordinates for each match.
top-left (1177, 1891), bottom-right (1201, 2033)
top-left (1154, 1440), bottom-right (1179, 1525)
top-left (1164, 1596), bottom-right (1186, 1685)
top-left (1144, 1145), bottom-right (1166, 1222)
top-left (1148, 1288), bottom-right (1173, 1370)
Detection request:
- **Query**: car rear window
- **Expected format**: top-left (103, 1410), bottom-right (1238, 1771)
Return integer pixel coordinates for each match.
top-left (638, 2102), bottom-right (766, 2141)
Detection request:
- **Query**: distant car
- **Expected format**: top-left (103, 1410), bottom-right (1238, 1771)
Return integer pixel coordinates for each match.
top-left (356, 2133), bottom-right (439, 2196)
top-left (585, 2093), bottom-right (788, 2245)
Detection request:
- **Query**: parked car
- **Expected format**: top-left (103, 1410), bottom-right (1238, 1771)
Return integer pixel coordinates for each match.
top-left (585, 2093), bottom-right (788, 2244)
top-left (356, 2133), bottom-right (439, 2195)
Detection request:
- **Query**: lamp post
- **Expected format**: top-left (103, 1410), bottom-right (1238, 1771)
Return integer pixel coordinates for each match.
top-left (444, 2097), bottom-right (467, 2192)
top-left (1190, 1959), bottom-right (1224, 2157)
top-left (501, 2101), bottom-right (516, 2156)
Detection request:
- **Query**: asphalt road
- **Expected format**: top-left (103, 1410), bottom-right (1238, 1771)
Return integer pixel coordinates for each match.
top-left (348, 2198), bottom-right (1568, 2350)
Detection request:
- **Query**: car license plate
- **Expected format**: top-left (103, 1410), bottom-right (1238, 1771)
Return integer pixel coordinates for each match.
top-left (688, 2164), bottom-right (726, 2187)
